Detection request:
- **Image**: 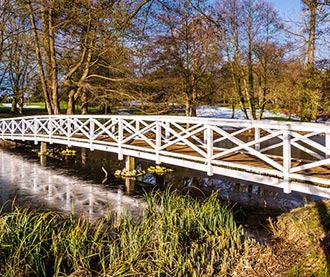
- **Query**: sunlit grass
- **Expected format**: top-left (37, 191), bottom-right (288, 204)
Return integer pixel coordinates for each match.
top-left (0, 190), bottom-right (245, 276)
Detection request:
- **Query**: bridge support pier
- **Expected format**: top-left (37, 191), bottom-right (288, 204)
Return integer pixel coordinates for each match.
top-left (125, 155), bottom-right (135, 171)
top-left (125, 156), bottom-right (135, 192)
top-left (40, 142), bottom-right (47, 155)
top-left (125, 178), bottom-right (135, 192)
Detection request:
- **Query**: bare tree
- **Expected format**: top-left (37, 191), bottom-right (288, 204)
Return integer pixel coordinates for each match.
top-left (26, 0), bottom-right (60, 114)
top-left (214, 0), bottom-right (283, 119)
top-left (141, 0), bottom-right (220, 116)
top-left (4, 13), bottom-right (37, 114)
top-left (0, 0), bottom-right (12, 93)
top-left (298, 0), bottom-right (330, 120)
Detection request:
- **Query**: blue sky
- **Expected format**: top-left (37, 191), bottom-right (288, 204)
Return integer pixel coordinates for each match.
top-left (269, 0), bottom-right (303, 20)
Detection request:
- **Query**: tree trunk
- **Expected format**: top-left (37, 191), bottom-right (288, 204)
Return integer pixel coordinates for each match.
top-left (185, 98), bottom-right (191, 117)
top-left (190, 86), bottom-right (197, 117)
top-left (233, 74), bottom-right (249, 119)
top-left (247, 41), bottom-right (256, 120)
top-left (47, 1), bottom-right (60, 114)
top-left (18, 94), bottom-right (24, 115)
top-left (231, 102), bottom-right (235, 119)
top-left (305, 0), bottom-right (317, 70)
top-left (81, 88), bottom-right (88, 115)
top-left (28, 2), bottom-right (53, 115)
top-left (10, 97), bottom-right (17, 113)
top-left (66, 90), bottom-right (76, 115)
top-left (258, 87), bottom-right (267, 120)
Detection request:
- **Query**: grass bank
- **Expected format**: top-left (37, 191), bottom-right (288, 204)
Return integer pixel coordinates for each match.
top-left (0, 190), bottom-right (244, 276)
top-left (236, 200), bottom-right (330, 276)
top-left (0, 190), bottom-right (329, 276)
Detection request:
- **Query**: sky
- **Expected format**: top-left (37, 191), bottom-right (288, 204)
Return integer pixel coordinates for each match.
top-left (269, 0), bottom-right (303, 21)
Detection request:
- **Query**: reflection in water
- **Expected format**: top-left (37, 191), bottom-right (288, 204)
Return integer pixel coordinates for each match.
top-left (0, 143), bottom-right (324, 224)
top-left (0, 148), bottom-right (145, 220)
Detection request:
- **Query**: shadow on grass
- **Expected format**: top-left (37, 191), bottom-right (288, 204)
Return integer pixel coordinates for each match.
top-left (0, 106), bottom-right (48, 118)
top-left (316, 201), bottom-right (330, 270)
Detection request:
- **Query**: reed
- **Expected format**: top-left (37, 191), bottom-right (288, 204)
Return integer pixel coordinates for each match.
top-left (0, 190), bottom-right (245, 276)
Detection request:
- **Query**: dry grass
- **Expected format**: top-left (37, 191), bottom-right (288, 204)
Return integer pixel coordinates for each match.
top-left (233, 200), bottom-right (330, 276)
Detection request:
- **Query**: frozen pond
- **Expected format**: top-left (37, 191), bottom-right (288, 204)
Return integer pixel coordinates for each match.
top-left (0, 147), bottom-right (145, 220)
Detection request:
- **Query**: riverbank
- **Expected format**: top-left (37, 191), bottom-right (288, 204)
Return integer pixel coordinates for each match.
top-left (0, 190), bottom-right (329, 276)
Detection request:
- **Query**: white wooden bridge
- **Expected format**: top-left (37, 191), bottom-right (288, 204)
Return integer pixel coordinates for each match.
top-left (1, 115), bottom-right (330, 198)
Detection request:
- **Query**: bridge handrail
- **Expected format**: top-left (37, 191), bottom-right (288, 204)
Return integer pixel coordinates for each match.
top-left (1, 114), bottom-right (330, 131)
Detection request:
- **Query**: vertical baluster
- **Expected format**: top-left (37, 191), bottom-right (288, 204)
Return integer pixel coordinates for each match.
top-left (21, 119), bottom-right (25, 141)
top-left (165, 121), bottom-right (170, 142)
top-left (326, 132), bottom-right (330, 158)
top-left (283, 129), bottom-right (291, 193)
top-left (255, 127), bottom-right (260, 150)
top-left (67, 117), bottom-right (72, 147)
top-left (48, 119), bottom-right (53, 144)
top-left (34, 118), bottom-right (39, 144)
top-left (118, 119), bottom-right (123, 160)
top-left (135, 120), bottom-right (140, 133)
top-left (206, 125), bottom-right (214, 176)
top-left (89, 118), bottom-right (95, 151)
top-left (156, 121), bottom-right (161, 164)
top-left (111, 118), bottom-right (116, 134)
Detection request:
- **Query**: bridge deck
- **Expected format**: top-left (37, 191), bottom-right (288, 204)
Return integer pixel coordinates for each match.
top-left (1, 115), bottom-right (330, 197)
top-left (72, 133), bottom-right (330, 181)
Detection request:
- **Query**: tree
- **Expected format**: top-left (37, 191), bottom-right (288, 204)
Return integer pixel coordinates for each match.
top-left (4, 13), bottom-right (37, 114)
top-left (140, 0), bottom-right (220, 116)
top-left (298, 0), bottom-right (330, 121)
top-left (24, 0), bottom-right (152, 115)
top-left (27, 0), bottom-right (60, 114)
top-left (0, 0), bottom-right (12, 94)
top-left (214, 0), bottom-right (283, 120)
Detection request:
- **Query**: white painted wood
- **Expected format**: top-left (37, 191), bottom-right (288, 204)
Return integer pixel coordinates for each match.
top-left (0, 115), bottom-right (330, 197)
top-left (206, 125), bottom-right (214, 176)
top-left (156, 121), bottom-right (161, 164)
top-left (255, 127), bottom-right (260, 150)
top-left (282, 130), bottom-right (291, 193)
top-left (326, 133), bottom-right (330, 159)
top-left (118, 119), bottom-right (123, 160)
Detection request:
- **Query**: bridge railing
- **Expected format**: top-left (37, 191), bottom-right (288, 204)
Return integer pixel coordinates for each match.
top-left (1, 115), bottom-right (330, 193)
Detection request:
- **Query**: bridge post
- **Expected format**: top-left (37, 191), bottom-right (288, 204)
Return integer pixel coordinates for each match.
top-left (118, 119), bottom-right (123, 160)
top-left (165, 121), bottom-right (170, 142)
top-left (125, 178), bottom-right (135, 193)
top-left (155, 121), bottom-right (161, 164)
top-left (326, 133), bottom-right (330, 158)
top-left (47, 120), bottom-right (53, 144)
top-left (206, 125), bottom-right (214, 176)
top-left (89, 119), bottom-right (95, 151)
top-left (67, 117), bottom-right (72, 147)
top-left (283, 130), bottom-right (291, 193)
top-left (21, 120), bottom-right (26, 141)
top-left (39, 142), bottom-right (48, 166)
top-left (255, 127), bottom-right (260, 151)
top-left (34, 118), bottom-right (39, 144)
top-left (125, 155), bottom-right (135, 171)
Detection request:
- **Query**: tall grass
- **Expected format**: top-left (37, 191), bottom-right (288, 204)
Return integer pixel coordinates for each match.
top-left (0, 190), bottom-right (245, 276)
